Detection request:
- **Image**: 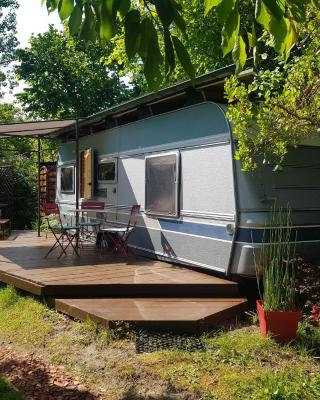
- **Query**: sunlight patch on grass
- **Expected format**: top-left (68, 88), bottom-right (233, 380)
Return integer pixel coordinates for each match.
top-left (139, 327), bottom-right (320, 400)
top-left (0, 286), bottom-right (57, 347)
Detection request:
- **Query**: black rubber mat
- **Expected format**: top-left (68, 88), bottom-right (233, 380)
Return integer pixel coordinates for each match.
top-left (135, 331), bottom-right (206, 354)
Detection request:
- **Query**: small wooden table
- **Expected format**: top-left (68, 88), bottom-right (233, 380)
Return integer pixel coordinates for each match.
top-left (0, 219), bottom-right (11, 240)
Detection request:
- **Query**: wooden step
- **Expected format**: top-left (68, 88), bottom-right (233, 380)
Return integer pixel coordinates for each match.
top-left (54, 297), bottom-right (248, 332)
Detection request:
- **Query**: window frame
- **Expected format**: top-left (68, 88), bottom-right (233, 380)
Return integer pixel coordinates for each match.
top-left (145, 151), bottom-right (180, 218)
top-left (97, 157), bottom-right (118, 184)
top-left (60, 164), bottom-right (75, 194)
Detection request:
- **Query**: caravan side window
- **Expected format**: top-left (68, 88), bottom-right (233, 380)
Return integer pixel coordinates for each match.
top-left (145, 152), bottom-right (180, 217)
top-left (97, 159), bottom-right (117, 183)
top-left (60, 165), bottom-right (74, 193)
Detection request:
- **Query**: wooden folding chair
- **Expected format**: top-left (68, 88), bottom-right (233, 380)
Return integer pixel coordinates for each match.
top-left (43, 203), bottom-right (80, 259)
top-left (100, 205), bottom-right (140, 256)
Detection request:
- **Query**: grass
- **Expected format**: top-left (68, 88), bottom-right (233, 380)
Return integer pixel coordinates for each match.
top-left (0, 285), bottom-right (319, 399)
top-left (0, 285), bottom-right (57, 347)
top-left (0, 375), bottom-right (25, 400)
top-left (139, 327), bottom-right (320, 400)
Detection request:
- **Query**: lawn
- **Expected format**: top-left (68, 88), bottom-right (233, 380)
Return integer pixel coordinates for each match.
top-left (0, 375), bottom-right (25, 400)
top-left (0, 285), bottom-right (319, 399)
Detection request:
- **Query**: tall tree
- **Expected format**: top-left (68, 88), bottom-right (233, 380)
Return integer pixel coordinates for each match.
top-left (15, 26), bottom-right (137, 119)
top-left (44, 0), bottom-right (318, 90)
top-left (0, 0), bottom-right (18, 89)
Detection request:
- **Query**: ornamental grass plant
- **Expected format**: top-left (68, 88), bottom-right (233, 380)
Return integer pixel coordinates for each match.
top-left (258, 206), bottom-right (297, 312)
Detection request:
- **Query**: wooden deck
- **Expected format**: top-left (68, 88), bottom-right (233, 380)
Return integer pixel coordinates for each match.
top-left (0, 231), bottom-right (248, 330)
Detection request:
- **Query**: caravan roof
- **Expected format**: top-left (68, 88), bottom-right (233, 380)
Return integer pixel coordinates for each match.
top-left (0, 63), bottom-right (253, 139)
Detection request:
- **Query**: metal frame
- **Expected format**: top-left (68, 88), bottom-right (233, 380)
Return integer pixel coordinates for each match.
top-left (145, 150), bottom-right (180, 218)
top-left (97, 157), bottom-right (118, 185)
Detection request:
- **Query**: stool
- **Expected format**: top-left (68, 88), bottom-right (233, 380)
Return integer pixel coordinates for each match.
top-left (0, 219), bottom-right (11, 240)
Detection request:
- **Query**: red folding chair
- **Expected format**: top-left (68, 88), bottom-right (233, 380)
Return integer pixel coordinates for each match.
top-left (100, 205), bottom-right (140, 256)
top-left (79, 201), bottom-right (104, 242)
top-left (43, 203), bottom-right (80, 259)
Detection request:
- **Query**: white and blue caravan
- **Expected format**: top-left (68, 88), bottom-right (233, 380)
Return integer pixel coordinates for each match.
top-left (55, 66), bottom-right (320, 276)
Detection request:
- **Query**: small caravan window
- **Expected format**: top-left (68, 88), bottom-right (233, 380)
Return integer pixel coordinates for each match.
top-left (97, 159), bottom-right (117, 183)
top-left (60, 165), bottom-right (74, 193)
top-left (145, 152), bottom-right (180, 217)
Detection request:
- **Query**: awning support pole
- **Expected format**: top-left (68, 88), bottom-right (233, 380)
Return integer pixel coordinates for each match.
top-left (37, 136), bottom-right (41, 237)
top-left (75, 119), bottom-right (80, 247)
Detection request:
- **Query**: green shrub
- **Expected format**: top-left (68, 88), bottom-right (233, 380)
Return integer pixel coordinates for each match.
top-left (294, 320), bottom-right (320, 357)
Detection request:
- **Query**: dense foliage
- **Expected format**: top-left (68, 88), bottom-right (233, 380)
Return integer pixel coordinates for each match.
top-left (44, 0), bottom-right (318, 90)
top-left (0, 0), bottom-right (18, 88)
top-left (15, 26), bottom-right (136, 119)
top-left (225, 10), bottom-right (320, 171)
top-left (108, 0), bottom-right (255, 91)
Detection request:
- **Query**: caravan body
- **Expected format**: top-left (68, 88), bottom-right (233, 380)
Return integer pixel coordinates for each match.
top-left (57, 101), bottom-right (320, 276)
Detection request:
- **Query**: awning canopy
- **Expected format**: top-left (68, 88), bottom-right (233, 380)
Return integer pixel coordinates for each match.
top-left (0, 119), bottom-right (77, 138)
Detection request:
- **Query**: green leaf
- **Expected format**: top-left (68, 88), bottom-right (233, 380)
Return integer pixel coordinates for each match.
top-left (269, 15), bottom-right (288, 53)
top-left (216, 0), bottom-right (236, 24)
top-left (172, 6), bottom-right (186, 35)
top-left (125, 10), bottom-right (141, 59)
top-left (232, 35), bottom-right (247, 74)
top-left (252, 22), bottom-right (258, 67)
top-left (100, 0), bottom-right (116, 40)
top-left (154, 0), bottom-right (174, 27)
top-left (68, 3), bottom-right (83, 35)
top-left (172, 35), bottom-right (195, 79)
top-left (221, 6), bottom-right (240, 56)
top-left (138, 17), bottom-right (154, 59)
top-left (262, 0), bottom-right (285, 21)
top-left (46, 0), bottom-right (60, 12)
top-left (118, 0), bottom-right (130, 17)
top-left (284, 18), bottom-right (297, 59)
top-left (247, 31), bottom-right (253, 49)
top-left (58, 0), bottom-right (74, 20)
top-left (255, 0), bottom-right (271, 31)
top-left (204, 0), bottom-right (223, 16)
top-left (144, 35), bottom-right (163, 91)
top-left (169, 0), bottom-right (182, 12)
top-left (287, 0), bottom-right (307, 23)
top-left (164, 29), bottom-right (175, 77)
top-left (80, 4), bottom-right (97, 42)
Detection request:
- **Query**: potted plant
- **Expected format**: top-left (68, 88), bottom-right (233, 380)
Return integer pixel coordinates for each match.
top-left (256, 206), bottom-right (302, 343)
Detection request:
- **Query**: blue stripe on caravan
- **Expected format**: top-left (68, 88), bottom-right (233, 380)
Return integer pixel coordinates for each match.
top-left (158, 220), bottom-right (320, 244)
top-left (158, 219), bottom-right (233, 241)
top-left (236, 226), bottom-right (320, 243)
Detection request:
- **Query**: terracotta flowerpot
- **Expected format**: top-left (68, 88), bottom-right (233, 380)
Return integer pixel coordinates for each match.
top-left (256, 300), bottom-right (302, 343)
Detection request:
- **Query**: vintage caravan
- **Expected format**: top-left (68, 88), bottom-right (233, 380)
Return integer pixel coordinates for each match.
top-left (56, 66), bottom-right (320, 276)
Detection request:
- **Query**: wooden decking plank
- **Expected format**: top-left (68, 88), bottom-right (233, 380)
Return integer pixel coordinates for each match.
top-left (11, 264), bottom-right (212, 284)
top-left (54, 297), bottom-right (248, 330)
top-left (41, 268), bottom-right (226, 285)
top-left (10, 264), bottom-right (173, 282)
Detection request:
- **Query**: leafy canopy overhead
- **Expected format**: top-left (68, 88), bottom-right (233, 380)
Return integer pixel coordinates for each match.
top-left (108, 0), bottom-right (255, 92)
top-left (225, 13), bottom-right (320, 172)
top-left (44, 0), bottom-right (319, 90)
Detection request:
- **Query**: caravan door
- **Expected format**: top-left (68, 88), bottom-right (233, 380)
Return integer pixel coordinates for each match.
top-left (97, 158), bottom-right (118, 221)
